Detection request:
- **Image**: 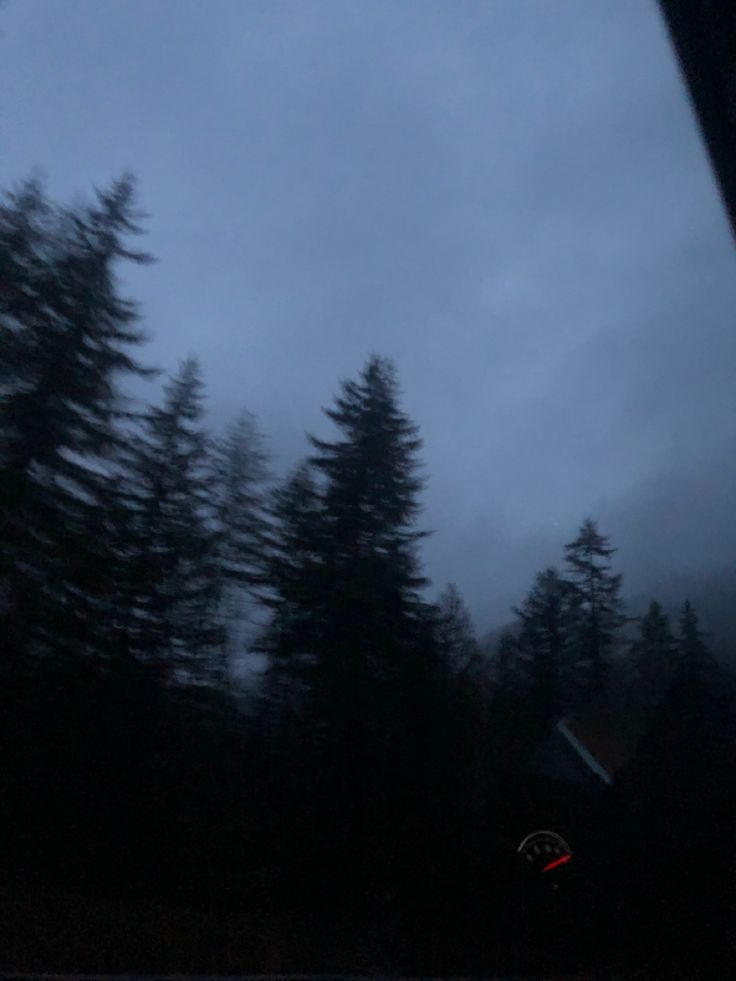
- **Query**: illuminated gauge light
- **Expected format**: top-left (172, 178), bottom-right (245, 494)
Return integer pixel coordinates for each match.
top-left (541, 853), bottom-right (571, 873)
top-left (517, 830), bottom-right (572, 874)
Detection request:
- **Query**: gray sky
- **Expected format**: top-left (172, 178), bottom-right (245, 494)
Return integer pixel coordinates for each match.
top-left (2, 0), bottom-right (735, 633)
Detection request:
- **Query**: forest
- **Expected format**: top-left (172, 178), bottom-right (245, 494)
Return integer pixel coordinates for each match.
top-left (1, 177), bottom-right (735, 978)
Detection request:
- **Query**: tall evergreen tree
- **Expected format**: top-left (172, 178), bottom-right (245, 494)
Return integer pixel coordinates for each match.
top-left (435, 582), bottom-right (481, 676)
top-left (675, 599), bottom-right (713, 681)
top-left (259, 356), bottom-right (436, 892)
top-left (258, 461), bottom-right (326, 726)
top-left (124, 357), bottom-right (223, 682)
top-left (210, 410), bottom-right (270, 678)
top-left (563, 518), bottom-right (626, 701)
top-left (0, 178), bottom-right (52, 397)
top-left (629, 600), bottom-right (676, 706)
top-left (0, 175), bottom-right (154, 660)
top-left (304, 356), bottom-right (431, 740)
top-left (514, 566), bottom-right (572, 724)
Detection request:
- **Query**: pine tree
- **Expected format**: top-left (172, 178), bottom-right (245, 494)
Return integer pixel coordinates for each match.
top-left (305, 355), bottom-right (430, 740)
top-left (563, 518), bottom-right (626, 701)
top-left (514, 566), bottom-right (572, 724)
top-left (0, 175), bottom-right (154, 661)
top-left (255, 460), bottom-right (335, 808)
top-left (258, 355), bottom-right (435, 887)
top-left (675, 599), bottom-right (713, 681)
top-left (210, 410), bottom-right (270, 678)
top-left (258, 461), bottom-right (326, 717)
top-left (124, 357), bottom-right (223, 682)
top-left (307, 355), bottom-right (427, 596)
top-left (0, 179), bottom-right (54, 644)
top-left (435, 582), bottom-right (482, 676)
top-left (0, 178), bottom-right (52, 397)
top-left (255, 358), bottom-right (451, 903)
top-left (630, 600), bottom-right (676, 706)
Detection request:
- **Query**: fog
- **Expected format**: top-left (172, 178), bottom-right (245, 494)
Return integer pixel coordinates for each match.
top-left (2, 0), bottom-right (734, 632)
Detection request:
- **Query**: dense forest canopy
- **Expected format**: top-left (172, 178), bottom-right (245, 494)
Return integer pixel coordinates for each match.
top-left (1, 178), bottom-right (735, 977)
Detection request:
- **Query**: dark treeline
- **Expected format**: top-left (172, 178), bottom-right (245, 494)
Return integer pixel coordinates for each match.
top-left (1, 178), bottom-right (734, 977)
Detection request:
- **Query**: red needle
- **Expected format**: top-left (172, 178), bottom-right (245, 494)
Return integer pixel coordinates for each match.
top-left (542, 853), bottom-right (571, 873)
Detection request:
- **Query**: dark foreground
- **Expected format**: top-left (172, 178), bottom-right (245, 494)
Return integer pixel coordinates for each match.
top-left (0, 881), bottom-right (656, 980)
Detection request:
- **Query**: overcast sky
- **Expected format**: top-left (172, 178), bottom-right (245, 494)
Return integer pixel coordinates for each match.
top-left (2, 0), bottom-right (735, 632)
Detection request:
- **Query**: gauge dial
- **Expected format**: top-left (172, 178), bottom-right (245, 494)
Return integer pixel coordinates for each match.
top-left (517, 830), bottom-right (572, 873)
